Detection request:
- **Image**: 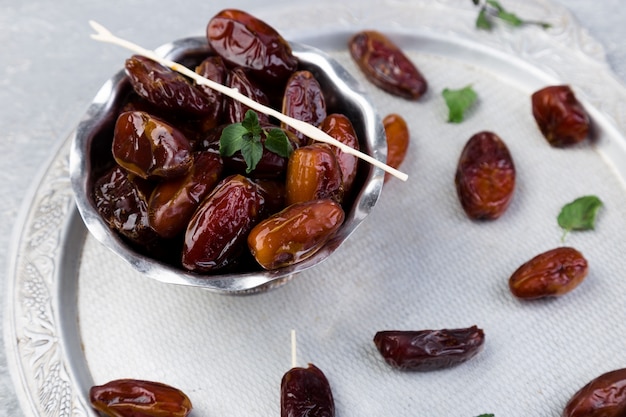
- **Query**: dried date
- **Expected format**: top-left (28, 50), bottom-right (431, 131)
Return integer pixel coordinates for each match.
top-left (349, 30), bottom-right (427, 100)
top-left (281, 363), bottom-right (335, 417)
top-left (509, 247), bottom-right (589, 299)
top-left (224, 67), bottom-right (271, 125)
top-left (455, 131), bottom-right (516, 220)
top-left (282, 70), bottom-right (327, 146)
top-left (248, 199), bottom-right (345, 270)
top-left (320, 114), bottom-right (359, 193)
top-left (113, 111), bottom-right (193, 180)
top-left (562, 368), bottom-right (626, 417)
top-left (374, 326), bottom-right (485, 371)
top-left (531, 85), bottom-right (590, 147)
top-left (89, 378), bottom-right (192, 417)
top-left (207, 9), bottom-right (298, 84)
top-left (382, 113), bottom-right (409, 183)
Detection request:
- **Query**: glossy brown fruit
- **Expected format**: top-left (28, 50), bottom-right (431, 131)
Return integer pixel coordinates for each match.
top-left (562, 368), bottom-right (626, 417)
top-left (349, 30), bottom-right (427, 100)
top-left (248, 199), bottom-right (345, 270)
top-left (113, 111), bottom-right (193, 180)
top-left (373, 326), bottom-right (485, 371)
top-left (89, 378), bottom-right (192, 417)
top-left (206, 9), bottom-right (298, 84)
top-left (182, 174), bottom-right (262, 272)
top-left (382, 113), bottom-right (410, 182)
top-left (224, 67), bottom-right (271, 124)
top-left (285, 144), bottom-right (344, 206)
top-left (194, 55), bottom-right (228, 130)
top-left (531, 85), bottom-right (590, 147)
top-left (509, 247), bottom-right (589, 299)
top-left (148, 150), bottom-right (223, 239)
top-left (320, 114), bottom-right (360, 193)
top-left (282, 70), bottom-right (327, 146)
top-left (455, 131), bottom-right (516, 220)
top-left (125, 55), bottom-right (216, 117)
top-left (93, 166), bottom-right (159, 246)
top-left (281, 363), bottom-right (335, 417)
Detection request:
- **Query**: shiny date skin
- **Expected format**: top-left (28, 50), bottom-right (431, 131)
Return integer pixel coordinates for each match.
top-left (382, 113), bottom-right (410, 183)
top-left (207, 9), bottom-right (298, 84)
top-left (455, 131), bottom-right (516, 220)
top-left (374, 326), bottom-right (485, 371)
top-left (113, 111), bottom-right (193, 180)
top-left (93, 166), bottom-right (159, 247)
top-left (281, 363), bottom-right (335, 417)
top-left (532, 85), bottom-right (590, 147)
top-left (248, 199), bottom-right (345, 270)
top-left (89, 378), bottom-right (192, 417)
top-left (282, 70), bottom-right (327, 146)
top-left (224, 67), bottom-right (271, 125)
top-left (320, 114), bottom-right (359, 193)
top-left (285, 144), bottom-right (344, 206)
top-left (562, 368), bottom-right (626, 417)
top-left (349, 30), bottom-right (428, 100)
top-left (509, 247), bottom-right (589, 299)
top-left (148, 150), bottom-right (223, 239)
top-left (182, 174), bottom-right (262, 272)
top-left (194, 55), bottom-right (228, 130)
top-left (125, 55), bottom-right (216, 117)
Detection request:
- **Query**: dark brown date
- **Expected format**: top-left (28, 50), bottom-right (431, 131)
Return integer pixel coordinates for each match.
top-left (248, 199), bottom-right (345, 270)
top-left (113, 111), bottom-right (193, 180)
top-left (224, 67), bottom-right (271, 124)
top-left (562, 368), bottom-right (626, 417)
top-left (320, 114), bottom-right (359, 193)
top-left (349, 30), bottom-right (428, 100)
top-left (207, 9), bottom-right (298, 84)
top-left (374, 326), bottom-right (485, 371)
top-left (281, 363), bottom-right (335, 417)
top-left (148, 150), bottom-right (223, 239)
top-left (382, 113), bottom-right (410, 183)
top-left (194, 55), bottom-right (228, 130)
top-left (89, 378), bottom-right (192, 417)
top-left (285, 144), bottom-right (344, 206)
top-left (282, 70), bottom-right (327, 146)
top-left (125, 55), bottom-right (216, 117)
top-left (531, 85), bottom-right (590, 147)
top-left (509, 247), bottom-right (589, 299)
top-left (455, 131), bottom-right (516, 220)
top-left (182, 174), bottom-right (262, 272)
top-left (93, 166), bottom-right (159, 246)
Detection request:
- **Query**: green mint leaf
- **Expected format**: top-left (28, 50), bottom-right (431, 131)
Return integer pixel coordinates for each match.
top-left (558, 195), bottom-right (603, 239)
top-left (485, 0), bottom-right (504, 12)
top-left (496, 10), bottom-right (524, 26)
top-left (476, 7), bottom-right (493, 30)
top-left (219, 123), bottom-right (248, 157)
top-left (442, 85), bottom-right (478, 123)
top-left (241, 139), bottom-right (264, 174)
top-left (241, 109), bottom-right (262, 137)
top-left (264, 128), bottom-right (293, 158)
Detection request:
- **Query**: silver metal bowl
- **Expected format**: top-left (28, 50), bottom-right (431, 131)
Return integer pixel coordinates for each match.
top-left (69, 36), bottom-right (386, 294)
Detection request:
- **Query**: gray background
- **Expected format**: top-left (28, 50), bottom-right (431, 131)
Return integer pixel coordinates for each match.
top-left (0, 1), bottom-right (622, 415)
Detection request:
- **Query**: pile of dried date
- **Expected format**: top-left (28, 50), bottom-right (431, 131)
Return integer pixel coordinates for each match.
top-left (87, 7), bottom-right (620, 417)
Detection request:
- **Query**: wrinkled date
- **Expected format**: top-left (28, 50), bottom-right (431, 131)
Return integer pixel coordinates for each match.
top-left (285, 144), bottom-right (344, 206)
top-left (89, 378), bottom-right (192, 417)
top-left (373, 326), bottom-right (485, 371)
top-left (509, 247), bottom-right (589, 299)
top-left (382, 113), bottom-right (410, 182)
top-left (207, 9), bottom-right (298, 84)
top-left (225, 67), bottom-right (271, 124)
top-left (248, 199), bottom-right (345, 270)
top-left (281, 363), bottom-right (335, 417)
top-left (282, 70), bottom-right (327, 145)
top-left (455, 131), bottom-right (516, 220)
top-left (531, 85), bottom-right (590, 147)
top-left (182, 174), bottom-right (262, 272)
top-left (113, 111), bottom-right (193, 180)
top-left (349, 30), bottom-right (428, 100)
top-left (562, 368), bottom-right (626, 417)
top-left (320, 113), bottom-right (360, 194)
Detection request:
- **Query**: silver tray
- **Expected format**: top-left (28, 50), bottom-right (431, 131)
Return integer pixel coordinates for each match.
top-left (7, 1), bottom-right (626, 416)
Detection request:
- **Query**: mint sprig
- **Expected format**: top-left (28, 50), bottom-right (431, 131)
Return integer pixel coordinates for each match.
top-left (557, 195), bottom-right (603, 241)
top-left (442, 85), bottom-right (478, 123)
top-left (473, 0), bottom-right (551, 30)
top-left (219, 110), bottom-right (293, 173)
